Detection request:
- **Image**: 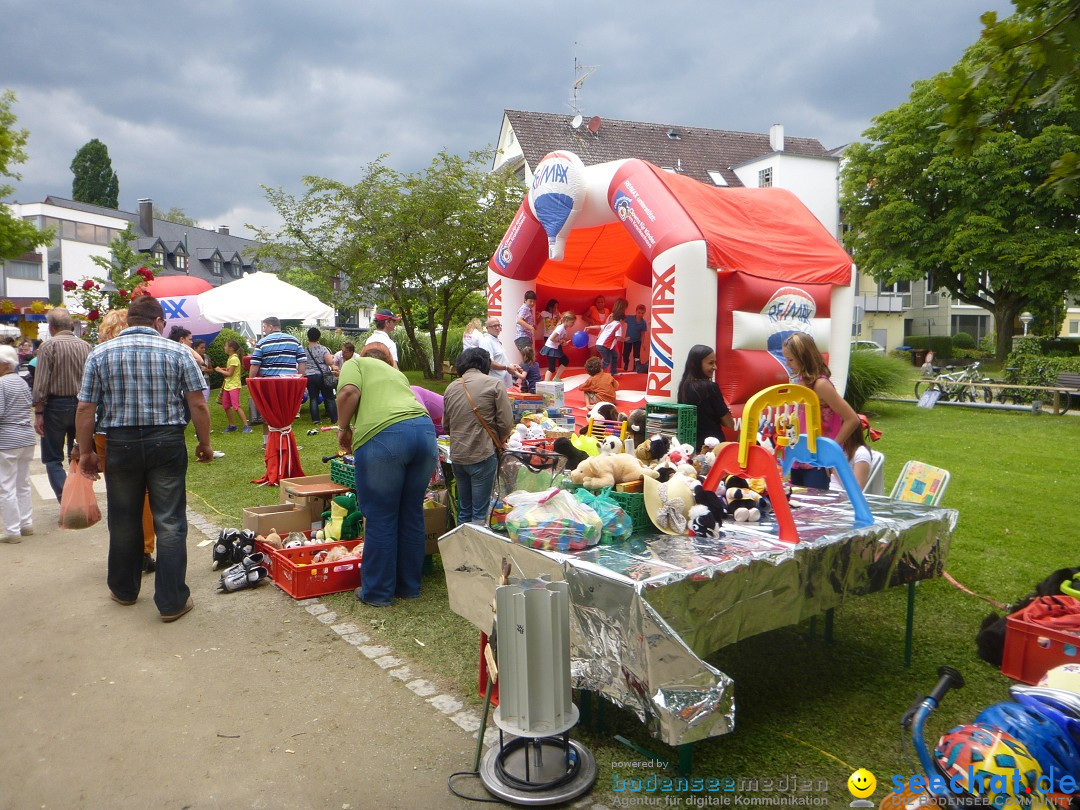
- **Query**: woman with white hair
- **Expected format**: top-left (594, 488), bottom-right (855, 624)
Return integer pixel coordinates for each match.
top-left (0, 344), bottom-right (35, 543)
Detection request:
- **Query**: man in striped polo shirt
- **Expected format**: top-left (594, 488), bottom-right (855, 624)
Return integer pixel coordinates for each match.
top-left (75, 294), bottom-right (213, 622)
top-left (32, 308), bottom-right (91, 501)
top-left (249, 317), bottom-right (305, 443)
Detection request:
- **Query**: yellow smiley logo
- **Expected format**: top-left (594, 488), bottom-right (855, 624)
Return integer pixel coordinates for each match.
top-left (847, 768), bottom-right (876, 799)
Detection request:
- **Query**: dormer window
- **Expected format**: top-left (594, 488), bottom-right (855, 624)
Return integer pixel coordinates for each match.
top-left (175, 254), bottom-right (188, 271)
top-left (212, 258), bottom-right (222, 275)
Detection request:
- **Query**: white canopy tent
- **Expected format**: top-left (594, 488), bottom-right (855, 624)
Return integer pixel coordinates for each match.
top-left (196, 272), bottom-right (334, 326)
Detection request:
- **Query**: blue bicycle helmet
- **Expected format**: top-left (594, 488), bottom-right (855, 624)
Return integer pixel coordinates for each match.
top-left (1012, 692), bottom-right (1080, 746)
top-left (975, 701), bottom-right (1080, 779)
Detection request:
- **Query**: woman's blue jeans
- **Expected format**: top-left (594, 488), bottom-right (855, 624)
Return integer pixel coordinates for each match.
top-left (452, 454), bottom-right (498, 525)
top-left (352, 416), bottom-right (436, 605)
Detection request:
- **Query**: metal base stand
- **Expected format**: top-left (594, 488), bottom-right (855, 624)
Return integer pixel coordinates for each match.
top-left (479, 735), bottom-right (597, 806)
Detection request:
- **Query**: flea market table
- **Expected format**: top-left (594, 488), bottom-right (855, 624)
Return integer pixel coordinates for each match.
top-left (439, 488), bottom-right (957, 753)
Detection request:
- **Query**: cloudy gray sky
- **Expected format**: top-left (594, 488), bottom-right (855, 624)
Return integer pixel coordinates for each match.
top-left (2, 0), bottom-right (1013, 239)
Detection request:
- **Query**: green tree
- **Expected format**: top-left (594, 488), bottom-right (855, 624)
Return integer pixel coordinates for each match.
top-left (938, 0), bottom-right (1080, 195)
top-left (841, 48), bottom-right (1080, 360)
top-left (252, 149), bottom-right (522, 378)
top-left (278, 266), bottom-right (334, 304)
top-left (0, 89), bottom-right (51, 260)
top-left (153, 206), bottom-right (198, 227)
top-left (70, 138), bottom-right (119, 208)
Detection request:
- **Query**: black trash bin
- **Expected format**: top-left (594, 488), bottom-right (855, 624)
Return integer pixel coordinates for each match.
top-left (911, 349), bottom-right (928, 367)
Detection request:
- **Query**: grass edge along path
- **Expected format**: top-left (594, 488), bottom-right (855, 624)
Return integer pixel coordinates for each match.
top-left (184, 396), bottom-right (1080, 807)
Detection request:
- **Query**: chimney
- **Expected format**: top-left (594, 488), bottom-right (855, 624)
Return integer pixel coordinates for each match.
top-left (218, 226), bottom-right (230, 235)
top-left (769, 124), bottom-right (784, 152)
top-left (138, 198), bottom-right (153, 237)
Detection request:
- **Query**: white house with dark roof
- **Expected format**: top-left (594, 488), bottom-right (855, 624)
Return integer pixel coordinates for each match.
top-left (1, 196), bottom-right (261, 312)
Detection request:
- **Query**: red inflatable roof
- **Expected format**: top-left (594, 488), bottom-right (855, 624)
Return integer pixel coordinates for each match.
top-left (529, 160), bottom-right (851, 289)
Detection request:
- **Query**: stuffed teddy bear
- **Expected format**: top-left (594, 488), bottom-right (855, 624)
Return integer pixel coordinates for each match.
top-left (719, 474), bottom-right (770, 522)
top-left (626, 409), bottom-right (647, 448)
top-left (570, 453), bottom-right (660, 490)
top-left (686, 480), bottom-right (725, 538)
top-left (635, 434), bottom-right (671, 466)
top-left (599, 435), bottom-right (624, 455)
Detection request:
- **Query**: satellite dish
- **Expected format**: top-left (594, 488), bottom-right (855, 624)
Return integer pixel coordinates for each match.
top-left (570, 114), bottom-right (583, 130)
top-left (587, 116), bottom-right (602, 134)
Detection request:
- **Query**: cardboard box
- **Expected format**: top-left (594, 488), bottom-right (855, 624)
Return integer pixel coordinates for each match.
top-left (242, 504), bottom-right (314, 536)
top-left (279, 474), bottom-right (350, 524)
top-left (424, 503), bottom-right (449, 556)
top-left (535, 381), bottom-right (564, 410)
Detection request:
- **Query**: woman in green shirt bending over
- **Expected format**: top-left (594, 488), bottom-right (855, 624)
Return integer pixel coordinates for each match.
top-left (336, 343), bottom-right (437, 607)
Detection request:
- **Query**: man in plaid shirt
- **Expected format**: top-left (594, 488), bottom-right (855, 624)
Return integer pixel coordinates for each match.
top-left (75, 295), bottom-right (213, 623)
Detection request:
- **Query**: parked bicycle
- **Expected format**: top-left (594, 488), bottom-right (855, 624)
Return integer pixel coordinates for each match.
top-left (914, 361), bottom-right (992, 403)
top-left (993, 366), bottom-right (1072, 414)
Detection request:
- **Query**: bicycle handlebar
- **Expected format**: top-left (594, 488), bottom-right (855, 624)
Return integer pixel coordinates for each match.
top-left (928, 665), bottom-right (964, 704)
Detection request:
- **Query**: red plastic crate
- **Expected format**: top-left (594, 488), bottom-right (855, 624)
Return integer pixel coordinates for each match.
top-left (265, 539), bottom-right (364, 599)
top-left (1001, 606), bottom-right (1080, 684)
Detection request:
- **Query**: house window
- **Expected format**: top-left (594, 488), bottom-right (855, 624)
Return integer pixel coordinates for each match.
top-left (879, 279), bottom-right (911, 308)
top-left (6, 260), bottom-right (42, 280)
top-left (175, 254), bottom-right (188, 271)
top-left (1070, 320), bottom-right (1079, 335)
top-left (211, 258), bottom-right (222, 275)
top-left (230, 262), bottom-right (243, 278)
top-left (152, 248), bottom-right (165, 266)
top-left (758, 168), bottom-right (773, 187)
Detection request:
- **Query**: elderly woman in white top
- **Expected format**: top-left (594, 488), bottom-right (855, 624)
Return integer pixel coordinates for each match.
top-left (0, 344), bottom-right (36, 543)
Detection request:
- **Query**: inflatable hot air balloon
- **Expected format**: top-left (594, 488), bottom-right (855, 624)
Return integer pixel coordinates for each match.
top-left (144, 276), bottom-right (220, 344)
top-left (528, 151), bottom-right (586, 261)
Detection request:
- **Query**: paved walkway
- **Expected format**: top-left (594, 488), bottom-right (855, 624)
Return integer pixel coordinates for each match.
top-left (1, 448), bottom-right (514, 810)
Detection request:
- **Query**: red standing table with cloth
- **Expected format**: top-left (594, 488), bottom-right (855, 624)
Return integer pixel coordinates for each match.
top-left (247, 375), bottom-right (307, 485)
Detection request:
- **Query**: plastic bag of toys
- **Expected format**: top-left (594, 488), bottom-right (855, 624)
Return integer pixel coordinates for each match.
top-left (574, 487), bottom-right (632, 544)
top-left (505, 487), bottom-right (602, 552)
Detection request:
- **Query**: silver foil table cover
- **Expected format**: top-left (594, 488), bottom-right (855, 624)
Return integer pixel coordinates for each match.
top-left (439, 489), bottom-right (957, 746)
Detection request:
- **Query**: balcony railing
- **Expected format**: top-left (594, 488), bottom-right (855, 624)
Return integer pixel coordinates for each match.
top-left (855, 294), bottom-right (907, 313)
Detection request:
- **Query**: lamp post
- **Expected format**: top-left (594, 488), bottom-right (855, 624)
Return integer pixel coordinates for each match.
top-left (1020, 311), bottom-right (1033, 337)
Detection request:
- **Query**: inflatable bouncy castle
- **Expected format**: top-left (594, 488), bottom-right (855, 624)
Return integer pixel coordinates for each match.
top-left (487, 153), bottom-right (855, 415)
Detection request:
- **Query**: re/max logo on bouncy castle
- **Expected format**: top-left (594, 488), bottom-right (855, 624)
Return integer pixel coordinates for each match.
top-left (647, 263), bottom-right (676, 398)
top-left (487, 278), bottom-right (502, 318)
top-left (531, 161), bottom-right (570, 188)
top-left (763, 286), bottom-right (816, 378)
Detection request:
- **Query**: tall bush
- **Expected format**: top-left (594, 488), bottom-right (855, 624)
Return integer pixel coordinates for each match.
top-left (844, 350), bottom-right (912, 414)
top-left (206, 328), bottom-right (250, 389)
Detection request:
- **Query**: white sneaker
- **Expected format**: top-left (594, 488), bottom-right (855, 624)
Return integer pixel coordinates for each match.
top-left (2, 534), bottom-right (22, 544)
top-left (20, 525), bottom-right (33, 536)
top-left (213, 450), bottom-right (226, 459)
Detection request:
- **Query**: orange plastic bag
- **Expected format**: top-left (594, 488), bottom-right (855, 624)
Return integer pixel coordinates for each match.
top-left (59, 460), bottom-right (102, 530)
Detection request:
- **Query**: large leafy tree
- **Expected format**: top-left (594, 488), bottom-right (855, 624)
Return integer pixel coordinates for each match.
top-left (939, 0), bottom-right (1080, 196)
top-left (252, 149), bottom-right (522, 378)
top-left (841, 47), bottom-right (1080, 359)
top-left (71, 138), bottom-right (119, 208)
top-left (0, 89), bottom-right (51, 259)
top-left (154, 206), bottom-right (198, 227)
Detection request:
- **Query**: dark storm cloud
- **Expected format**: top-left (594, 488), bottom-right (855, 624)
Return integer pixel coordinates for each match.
top-left (2, 0), bottom-right (1013, 237)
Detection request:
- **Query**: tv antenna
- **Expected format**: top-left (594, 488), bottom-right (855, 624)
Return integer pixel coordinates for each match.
top-left (568, 45), bottom-right (598, 115)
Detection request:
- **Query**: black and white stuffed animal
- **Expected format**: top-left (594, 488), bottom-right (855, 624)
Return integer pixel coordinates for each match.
top-left (688, 483), bottom-right (725, 538)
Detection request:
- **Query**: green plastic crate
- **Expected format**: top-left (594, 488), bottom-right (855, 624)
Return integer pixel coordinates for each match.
top-left (329, 457), bottom-right (355, 489)
top-left (609, 490), bottom-right (651, 533)
top-left (645, 402), bottom-right (697, 448)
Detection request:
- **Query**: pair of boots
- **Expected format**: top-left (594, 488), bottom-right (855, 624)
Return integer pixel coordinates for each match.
top-left (218, 552), bottom-right (270, 593)
top-left (212, 528), bottom-right (257, 570)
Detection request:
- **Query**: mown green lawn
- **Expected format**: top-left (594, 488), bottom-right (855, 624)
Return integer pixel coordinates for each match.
top-left (185, 393), bottom-right (1080, 807)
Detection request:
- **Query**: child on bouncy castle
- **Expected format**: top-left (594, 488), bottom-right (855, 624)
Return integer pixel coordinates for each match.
top-left (580, 356), bottom-right (619, 407)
